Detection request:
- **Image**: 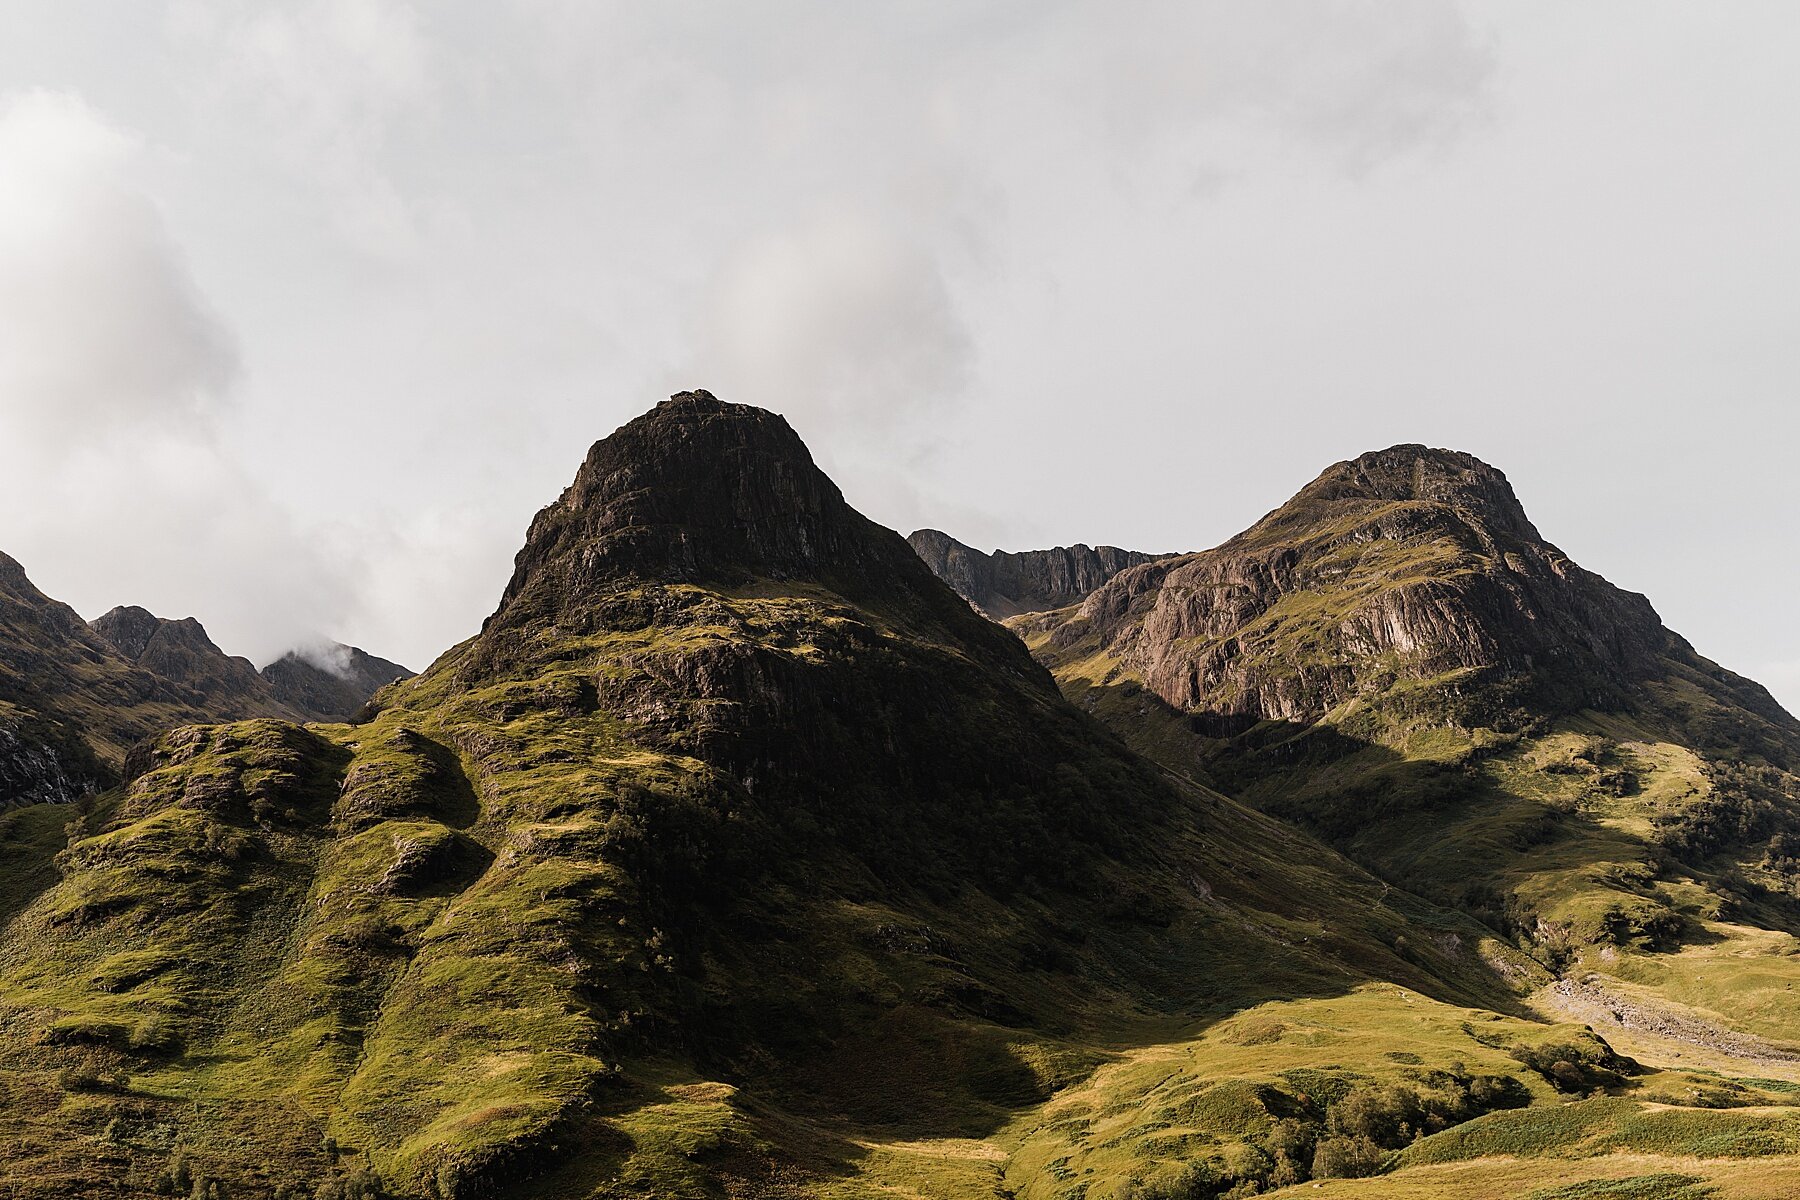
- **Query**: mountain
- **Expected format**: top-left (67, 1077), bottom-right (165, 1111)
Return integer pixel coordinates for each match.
top-left (7, 412), bottom-right (1800, 1199)
top-left (1019, 444), bottom-right (1800, 1074)
top-left (907, 528), bottom-right (1168, 619)
top-left (2, 568), bottom-right (411, 810)
top-left (0, 557), bottom-right (276, 808)
top-left (94, 605), bottom-right (412, 725)
top-left (0, 395), bottom-right (1651, 1200)
top-left (92, 605), bottom-right (301, 719)
top-left (262, 645), bottom-right (414, 722)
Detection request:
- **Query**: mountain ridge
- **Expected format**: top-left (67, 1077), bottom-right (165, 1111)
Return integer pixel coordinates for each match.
top-left (1014, 441), bottom-right (1800, 1098)
top-left (905, 528), bottom-right (1169, 620)
top-left (1, 560), bottom-right (412, 807)
top-left (0, 395), bottom-right (1579, 1200)
top-left (4, 413), bottom-right (1800, 1198)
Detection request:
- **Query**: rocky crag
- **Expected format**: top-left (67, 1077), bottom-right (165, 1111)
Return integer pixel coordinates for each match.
top-left (1026, 445), bottom-right (1771, 726)
top-left (908, 527), bottom-right (1167, 619)
top-left (1019, 444), bottom-right (1800, 1064)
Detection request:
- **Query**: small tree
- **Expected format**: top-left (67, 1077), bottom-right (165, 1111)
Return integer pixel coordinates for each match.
top-left (1311, 1134), bottom-right (1384, 1179)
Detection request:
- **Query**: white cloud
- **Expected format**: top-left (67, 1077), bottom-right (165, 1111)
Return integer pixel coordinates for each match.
top-left (167, 0), bottom-right (436, 257)
top-left (1, 2), bottom-right (1793, 694)
top-left (0, 89), bottom-right (359, 665)
top-left (691, 207), bottom-right (973, 433)
top-left (0, 90), bottom-right (236, 442)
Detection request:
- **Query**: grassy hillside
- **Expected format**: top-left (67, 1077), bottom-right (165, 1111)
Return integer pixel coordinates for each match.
top-left (4, 410), bottom-right (1798, 1199)
top-left (1013, 447), bottom-right (1800, 1132)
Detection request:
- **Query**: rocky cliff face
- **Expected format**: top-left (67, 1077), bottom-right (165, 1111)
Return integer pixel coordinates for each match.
top-left (1029, 445), bottom-right (1757, 727)
top-left (908, 527), bottom-right (1167, 619)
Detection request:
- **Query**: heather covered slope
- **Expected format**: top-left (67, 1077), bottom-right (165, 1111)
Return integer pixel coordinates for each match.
top-left (1020, 445), bottom-right (1800, 1073)
top-left (0, 396), bottom-right (1602, 1200)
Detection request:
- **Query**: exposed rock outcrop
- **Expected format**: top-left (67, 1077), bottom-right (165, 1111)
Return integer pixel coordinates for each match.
top-left (1029, 445), bottom-right (1785, 727)
top-left (907, 528), bottom-right (1169, 619)
top-left (474, 390), bottom-right (1030, 681)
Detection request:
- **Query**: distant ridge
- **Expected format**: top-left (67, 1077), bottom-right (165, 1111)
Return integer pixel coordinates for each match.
top-left (1, 560), bottom-right (411, 806)
top-left (907, 527), bottom-right (1169, 619)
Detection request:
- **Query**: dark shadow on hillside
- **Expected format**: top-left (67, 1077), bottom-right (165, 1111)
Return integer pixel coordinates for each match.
top-left (1074, 681), bottom-right (1786, 966)
top-left (411, 730), bottom-right (483, 830)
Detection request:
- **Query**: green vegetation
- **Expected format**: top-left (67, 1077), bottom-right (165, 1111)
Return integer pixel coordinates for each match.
top-left (6, 413), bottom-right (1800, 1198)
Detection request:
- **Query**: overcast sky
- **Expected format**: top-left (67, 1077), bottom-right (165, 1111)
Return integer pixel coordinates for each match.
top-left (0, 2), bottom-right (1795, 710)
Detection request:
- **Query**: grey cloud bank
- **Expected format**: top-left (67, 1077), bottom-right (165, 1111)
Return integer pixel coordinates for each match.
top-left (0, 2), bottom-right (1794, 711)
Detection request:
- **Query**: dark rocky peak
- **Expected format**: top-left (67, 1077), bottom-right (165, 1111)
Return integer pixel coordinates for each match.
top-left (261, 644), bottom-right (414, 722)
top-left (522, 390), bottom-right (857, 580)
top-left (92, 606), bottom-right (231, 666)
top-left (88, 605), bottom-right (163, 660)
top-left (482, 391), bottom-right (996, 640)
top-left (466, 391), bottom-right (1045, 699)
top-left (908, 528), bottom-right (1170, 619)
top-left (90, 604), bottom-right (277, 713)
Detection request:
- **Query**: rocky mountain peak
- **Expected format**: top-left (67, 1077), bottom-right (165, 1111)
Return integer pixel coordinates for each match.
top-left (1034, 444), bottom-right (1689, 728)
top-left (88, 605), bottom-right (163, 660)
top-left (1244, 444), bottom-right (1543, 550)
top-left (480, 391), bottom-right (988, 649)
top-left (91, 605), bottom-right (224, 664)
top-left (503, 390), bottom-right (851, 590)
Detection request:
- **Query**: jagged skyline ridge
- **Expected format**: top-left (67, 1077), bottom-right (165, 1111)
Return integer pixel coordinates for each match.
top-left (0, 4), bottom-right (1793, 710)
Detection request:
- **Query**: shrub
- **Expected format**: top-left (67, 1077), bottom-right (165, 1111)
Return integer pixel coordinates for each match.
top-left (1511, 1039), bottom-right (1631, 1095)
top-left (1131, 1160), bottom-right (1223, 1200)
top-left (1328, 1084), bottom-right (1424, 1148)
